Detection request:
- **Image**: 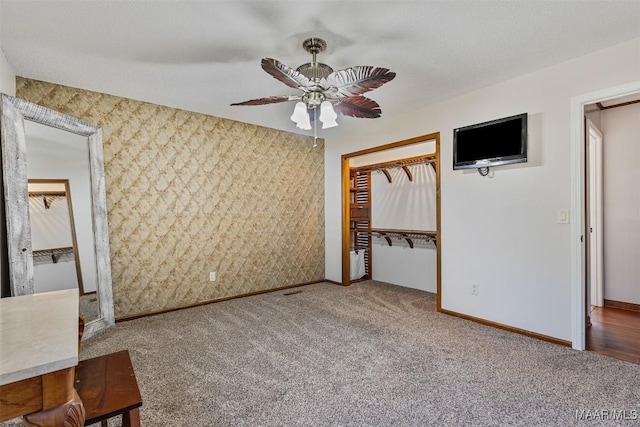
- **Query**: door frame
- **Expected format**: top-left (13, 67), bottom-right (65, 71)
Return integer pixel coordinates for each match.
top-left (570, 81), bottom-right (640, 350)
top-left (586, 119), bottom-right (604, 308)
top-left (340, 132), bottom-right (441, 310)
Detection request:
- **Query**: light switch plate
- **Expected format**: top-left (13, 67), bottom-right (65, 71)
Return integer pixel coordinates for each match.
top-left (557, 209), bottom-right (570, 224)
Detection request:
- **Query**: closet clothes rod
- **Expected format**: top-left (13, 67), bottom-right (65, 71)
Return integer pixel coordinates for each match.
top-left (29, 192), bottom-right (66, 209)
top-left (351, 154), bottom-right (436, 183)
top-left (33, 246), bottom-right (74, 264)
top-left (353, 228), bottom-right (437, 248)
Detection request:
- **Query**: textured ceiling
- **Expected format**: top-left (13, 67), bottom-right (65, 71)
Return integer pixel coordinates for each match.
top-left (1, 1), bottom-right (639, 137)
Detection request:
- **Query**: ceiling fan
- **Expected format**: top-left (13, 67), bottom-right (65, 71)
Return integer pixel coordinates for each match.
top-left (231, 37), bottom-right (396, 131)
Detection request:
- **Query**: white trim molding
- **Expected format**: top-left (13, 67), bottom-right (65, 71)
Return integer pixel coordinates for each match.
top-left (570, 80), bottom-right (640, 350)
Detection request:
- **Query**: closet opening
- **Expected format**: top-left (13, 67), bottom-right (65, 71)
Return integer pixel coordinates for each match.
top-left (341, 132), bottom-right (441, 311)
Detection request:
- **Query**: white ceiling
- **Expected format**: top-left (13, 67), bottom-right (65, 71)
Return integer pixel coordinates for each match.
top-left (1, 1), bottom-right (639, 137)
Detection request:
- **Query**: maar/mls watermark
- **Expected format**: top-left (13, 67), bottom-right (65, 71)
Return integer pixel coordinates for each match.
top-left (575, 409), bottom-right (638, 421)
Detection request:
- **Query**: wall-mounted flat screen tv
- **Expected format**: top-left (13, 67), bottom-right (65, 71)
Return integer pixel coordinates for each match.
top-left (453, 113), bottom-right (528, 170)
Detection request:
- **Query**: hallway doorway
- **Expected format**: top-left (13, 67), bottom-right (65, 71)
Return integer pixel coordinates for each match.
top-left (582, 92), bottom-right (640, 362)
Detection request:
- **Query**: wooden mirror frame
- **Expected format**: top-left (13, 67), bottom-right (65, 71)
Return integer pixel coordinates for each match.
top-left (1, 94), bottom-right (114, 339)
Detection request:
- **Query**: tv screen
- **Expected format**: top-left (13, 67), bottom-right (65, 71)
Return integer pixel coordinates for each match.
top-left (453, 113), bottom-right (527, 170)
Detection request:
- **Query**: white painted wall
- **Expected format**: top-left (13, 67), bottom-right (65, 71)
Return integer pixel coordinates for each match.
top-left (325, 38), bottom-right (640, 342)
top-left (25, 121), bottom-right (98, 294)
top-left (0, 48), bottom-right (16, 96)
top-left (601, 103), bottom-right (640, 305)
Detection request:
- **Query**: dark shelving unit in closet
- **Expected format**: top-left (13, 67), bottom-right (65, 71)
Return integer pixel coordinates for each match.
top-left (349, 169), bottom-right (372, 282)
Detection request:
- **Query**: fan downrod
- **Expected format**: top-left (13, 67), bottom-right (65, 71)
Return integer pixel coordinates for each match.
top-left (298, 37), bottom-right (332, 80)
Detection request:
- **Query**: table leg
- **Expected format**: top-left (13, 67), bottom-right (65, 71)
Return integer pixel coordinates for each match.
top-left (22, 368), bottom-right (85, 427)
top-left (22, 389), bottom-right (84, 427)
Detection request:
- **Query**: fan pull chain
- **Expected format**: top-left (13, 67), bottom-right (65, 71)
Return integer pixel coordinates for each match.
top-left (313, 108), bottom-right (318, 148)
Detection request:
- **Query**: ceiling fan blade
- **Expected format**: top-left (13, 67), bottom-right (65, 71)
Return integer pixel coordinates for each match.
top-left (231, 95), bottom-right (300, 106)
top-left (261, 58), bottom-right (312, 89)
top-left (327, 66), bottom-right (396, 97)
top-left (334, 96), bottom-right (382, 119)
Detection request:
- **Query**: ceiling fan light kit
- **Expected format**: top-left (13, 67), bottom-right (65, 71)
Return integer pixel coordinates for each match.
top-left (232, 37), bottom-right (396, 139)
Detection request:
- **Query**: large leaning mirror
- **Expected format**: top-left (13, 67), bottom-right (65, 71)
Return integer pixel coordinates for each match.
top-left (1, 94), bottom-right (114, 339)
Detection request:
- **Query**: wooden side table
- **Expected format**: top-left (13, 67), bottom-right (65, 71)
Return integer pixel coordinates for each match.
top-left (0, 289), bottom-right (84, 426)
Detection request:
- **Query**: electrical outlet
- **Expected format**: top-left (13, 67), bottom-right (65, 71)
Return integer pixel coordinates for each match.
top-left (471, 283), bottom-right (479, 295)
top-left (209, 271), bottom-right (216, 282)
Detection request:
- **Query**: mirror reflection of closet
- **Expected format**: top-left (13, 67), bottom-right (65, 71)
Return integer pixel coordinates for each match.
top-left (25, 121), bottom-right (100, 322)
top-left (29, 180), bottom-right (82, 288)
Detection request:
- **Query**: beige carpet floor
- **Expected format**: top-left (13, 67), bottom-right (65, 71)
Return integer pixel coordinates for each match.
top-left (3, 280), bottom-right (639, 426)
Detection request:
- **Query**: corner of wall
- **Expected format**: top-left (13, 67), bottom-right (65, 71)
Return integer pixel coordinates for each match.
top-left (0, 49), bottom-right (16, 96)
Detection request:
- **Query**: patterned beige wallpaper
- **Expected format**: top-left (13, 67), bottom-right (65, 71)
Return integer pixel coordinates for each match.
top-left (17, 78), bottom-right (325, 318)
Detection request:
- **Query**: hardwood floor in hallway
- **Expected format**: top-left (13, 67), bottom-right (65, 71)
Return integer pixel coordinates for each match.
top-left (587, 306), bottom-right (640, 365)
